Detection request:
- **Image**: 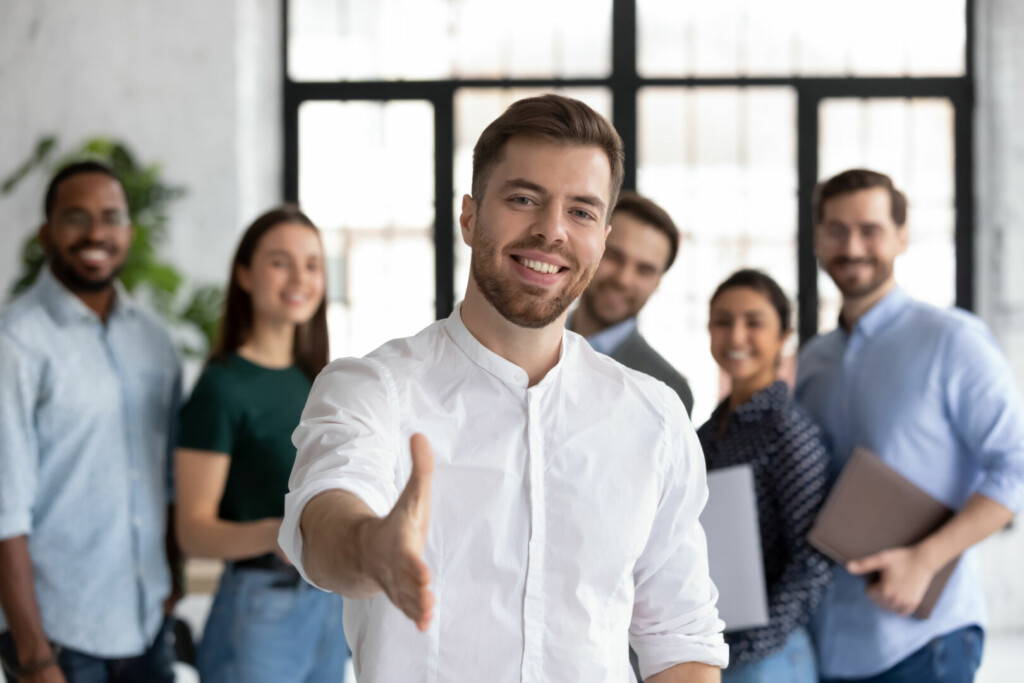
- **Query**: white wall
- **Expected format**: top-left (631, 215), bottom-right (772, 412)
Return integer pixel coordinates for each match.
top-left (0, 0), bottom-right (281, 300)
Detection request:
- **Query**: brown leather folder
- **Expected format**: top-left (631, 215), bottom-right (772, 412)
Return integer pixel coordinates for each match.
top-left (807, 447), bottom-right (960, 619)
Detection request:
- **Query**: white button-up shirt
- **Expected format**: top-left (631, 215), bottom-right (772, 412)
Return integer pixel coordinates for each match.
top-left (280, 309), bottom-right (727, 682)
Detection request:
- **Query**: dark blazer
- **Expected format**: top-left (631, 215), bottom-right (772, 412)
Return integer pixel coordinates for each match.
top-left (609, 328), bottom-right (694, 416)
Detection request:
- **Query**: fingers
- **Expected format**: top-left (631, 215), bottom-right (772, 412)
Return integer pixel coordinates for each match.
top-left (397, 433), bottom-right (435, 519)
top-left (847, 550), bottom-right (889, 575)
top-left (386, 555), bottom-right (435, 631)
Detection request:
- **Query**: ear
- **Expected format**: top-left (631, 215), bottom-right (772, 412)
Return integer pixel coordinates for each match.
top-left (459, 194), bottom-right (477, 247)
top-left (896, 222), bottom-right (910, 254)
top-left (236, 263), bottom-right (253, 293)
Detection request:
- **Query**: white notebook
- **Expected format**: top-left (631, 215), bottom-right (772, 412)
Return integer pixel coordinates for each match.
top-left (700, 464), bottom-right (770, 632)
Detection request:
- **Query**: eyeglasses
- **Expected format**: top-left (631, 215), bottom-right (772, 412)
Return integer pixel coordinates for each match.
top-left (54, 209), bottom-right (130, 232)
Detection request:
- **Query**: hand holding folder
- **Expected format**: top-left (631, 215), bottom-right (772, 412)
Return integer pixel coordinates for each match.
top-left (807, 447), bottom-right (960, 619)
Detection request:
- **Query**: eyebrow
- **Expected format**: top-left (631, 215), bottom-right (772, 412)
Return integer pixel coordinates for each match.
top-left (500, 178), bottom-right (606, 212)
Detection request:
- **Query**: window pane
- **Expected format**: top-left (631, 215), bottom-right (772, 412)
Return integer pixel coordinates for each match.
top-left (289, 0), bottom-right (612, 81)
top-left (299, 100), bottom-right (435, 358)
top-left (817, 97), bottom-right (955, 331)
top-left (638, 0), bottom-right (965, 77)
top-left (452, 87), bottom-right (613, 302)
top-left (638, 87), bottom-right (797, 422)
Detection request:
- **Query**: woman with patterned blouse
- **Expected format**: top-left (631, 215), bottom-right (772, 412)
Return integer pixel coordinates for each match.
top-left (697, 269), bottom-right (833, 683)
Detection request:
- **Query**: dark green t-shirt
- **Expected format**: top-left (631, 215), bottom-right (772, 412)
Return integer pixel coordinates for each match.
top-left (178, 353), bottom-right (312, 522)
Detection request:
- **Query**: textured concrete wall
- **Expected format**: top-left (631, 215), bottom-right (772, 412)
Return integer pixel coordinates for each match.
top-left (0, 0), bottom-right (281, 300)
top-left (975, 0), bottom-right (1024, 634)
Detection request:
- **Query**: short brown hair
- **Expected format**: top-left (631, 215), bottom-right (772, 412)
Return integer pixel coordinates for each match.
top-left (613, 191), bottom-right (681, 272)
top-left (471, 94), bottom-right (625, 213)
top-left (813, 168), bottom-right (908, 226)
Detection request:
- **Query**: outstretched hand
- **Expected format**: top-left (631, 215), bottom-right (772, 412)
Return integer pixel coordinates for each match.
top-left (361, 433), bottom-right (436, 631)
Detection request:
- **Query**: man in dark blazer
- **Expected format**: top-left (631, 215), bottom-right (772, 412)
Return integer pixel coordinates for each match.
top-left (571, 191), bottom-right (694, 415)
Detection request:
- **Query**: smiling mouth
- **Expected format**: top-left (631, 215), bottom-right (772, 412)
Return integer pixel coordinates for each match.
top-left (511, 255), bottom-right (568, 275)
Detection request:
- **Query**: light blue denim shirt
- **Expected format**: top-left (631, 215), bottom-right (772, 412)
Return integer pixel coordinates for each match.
top-left (583, 316), bottom-right (637, 356)
top-left (795, 287), bottom-right (1024, 679)
top-left (0, 266), bottom-right (180, 657)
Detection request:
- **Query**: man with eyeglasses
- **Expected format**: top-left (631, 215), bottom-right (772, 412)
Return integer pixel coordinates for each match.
top-left (0, 162), bottom-right (180, 682)
top-left (796, 168), bottom-right (1024, 683)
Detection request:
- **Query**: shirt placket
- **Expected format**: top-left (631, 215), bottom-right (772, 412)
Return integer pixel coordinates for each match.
top-left (102, 322), bottom-right (148, 644)
top-left (520, 387), bottom-right (547, 682)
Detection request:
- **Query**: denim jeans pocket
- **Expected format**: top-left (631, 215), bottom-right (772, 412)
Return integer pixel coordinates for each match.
top-left (242, 570), bottom-right (302, 622)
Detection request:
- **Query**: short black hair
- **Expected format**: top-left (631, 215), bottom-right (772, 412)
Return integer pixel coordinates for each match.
top-left (44, 161), bottom-right (123, 220)
top-left (710, 268), bottom-right (792, 334)
top-left (612, 191), bottom-right (681, 272)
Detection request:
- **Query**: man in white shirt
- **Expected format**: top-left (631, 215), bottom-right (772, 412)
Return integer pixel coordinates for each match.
top-left (280, 94), bottom-right (727, 682)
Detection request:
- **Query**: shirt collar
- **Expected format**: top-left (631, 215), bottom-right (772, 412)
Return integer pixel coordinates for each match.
top-left (710, 380), bottom-right (789, 427)
top-left (37, 264), bottom-right (135, 327)
top-left (847, 286), bottom-right (909, 339)
top-left (443, 305), bottom-right (566, 390)
top-left (583, 316), bottom-right (637, 356)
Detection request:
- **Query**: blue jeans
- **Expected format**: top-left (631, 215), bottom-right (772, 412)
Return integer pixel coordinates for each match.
top-left (197, 564), bottom-right (349, 683)
top-left (820, 625), bottom-right (984, 683)
top-left (724, 627), bottom-right (817, 683)
top-left (0, 618), bottom-right (174, 683)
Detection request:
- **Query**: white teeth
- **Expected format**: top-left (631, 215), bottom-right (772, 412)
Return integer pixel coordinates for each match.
top-left (520, 257), bottom-right (560, 274)
top-left (726, 351), bottom-right (750, 360)
top-left (78, 249), bottom-right (109, 262)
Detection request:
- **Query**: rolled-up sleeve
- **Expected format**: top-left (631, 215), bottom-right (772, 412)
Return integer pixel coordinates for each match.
top-left (630, 390), bottom-right (729, 678)
top-left (0, 333), bottom-right (40, 540)
top-left (944, 322), bottom-right (1024, 511)
top-left (279, 356), bottom-right (402, 586)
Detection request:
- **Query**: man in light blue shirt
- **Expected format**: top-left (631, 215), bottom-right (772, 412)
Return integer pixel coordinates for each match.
top-left (796, 169), bottom-right (1024, 682)
top-left (0, 162), bottom-right (180, 682)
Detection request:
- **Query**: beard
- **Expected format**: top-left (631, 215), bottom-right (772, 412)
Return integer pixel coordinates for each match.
top-left (48, 242), bottom-right (125, 293)
top-left (470, 223), bottom-right (593, 329)
top-left (825, 255), bottom-right (894, 298)
top-left (579, 279), bottom-right (638, 329)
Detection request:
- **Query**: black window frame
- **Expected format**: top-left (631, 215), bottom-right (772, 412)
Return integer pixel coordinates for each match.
top-left (282, 0), bottom-right (975, 343)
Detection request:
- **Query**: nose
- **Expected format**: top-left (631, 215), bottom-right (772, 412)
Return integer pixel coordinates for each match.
top-left (532, 203), bottom-right (569, 245)
top-left (842, 228), bottom-right (867, 257)
top-left (729, 320), bottom-right (746, 346)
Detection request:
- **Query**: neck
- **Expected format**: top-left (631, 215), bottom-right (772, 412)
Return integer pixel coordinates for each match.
top-left (460, 280), bottom-right (564, 386)
top-left (840, 278), bottom-right (896, 330)
top-left (728, 373), bottom-right (776, 411)
top-left (569, 295), bottom-right (607, 338)
top-left (237, 317), bottom-right (295, 368)
top-left (51, 264), bottom-right (116, 322)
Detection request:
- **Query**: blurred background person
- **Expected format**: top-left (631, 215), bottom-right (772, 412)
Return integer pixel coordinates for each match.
top-left (0, 162), bottom-right (180, 682)
top-left (174, 206), bottom-right (348, 683)
top-left (697, 269), bottom-right (832, 683)
top-left (797, 170), bottom-right (1024, 683)
top-left (570, 191), bottom-right (694, 414)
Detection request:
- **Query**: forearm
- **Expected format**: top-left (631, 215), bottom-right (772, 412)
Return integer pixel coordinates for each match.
top-left (0, 536), bottom-right (54, 663)
top-left (176, 514), bottom-right (278, 560)
top-left (915, 493), bottom-right (1014, 570)
top-left (299, 489), bottom-right (382, 597)
top-left (647, 661), bottom-right (721, 682)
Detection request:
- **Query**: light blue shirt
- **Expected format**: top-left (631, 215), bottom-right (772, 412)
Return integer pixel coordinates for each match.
top-left (583, 316), bottom-right (637, 356)
top-left (795, 287), bottom-right (1024, 678)
top-left (0, 266), bottom-right (180, 657)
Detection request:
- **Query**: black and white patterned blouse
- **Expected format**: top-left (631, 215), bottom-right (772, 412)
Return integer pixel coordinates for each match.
top-left (697, 380), bottom-right (833, 666)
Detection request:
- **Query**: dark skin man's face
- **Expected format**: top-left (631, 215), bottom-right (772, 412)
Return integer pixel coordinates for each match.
top-left (40, 173), bottom-right (132, 293)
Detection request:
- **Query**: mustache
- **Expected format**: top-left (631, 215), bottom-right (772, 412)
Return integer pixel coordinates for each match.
top-left (830, 256), bottom-right (876, 266)
top-left (505, 235), bottom-right (578, 268)
top-left (70, 240), bottom-right (117, 253)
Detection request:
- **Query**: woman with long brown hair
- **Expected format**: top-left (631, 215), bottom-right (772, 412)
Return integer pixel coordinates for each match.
top-left (174, 206), bottom-right (347, 681)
